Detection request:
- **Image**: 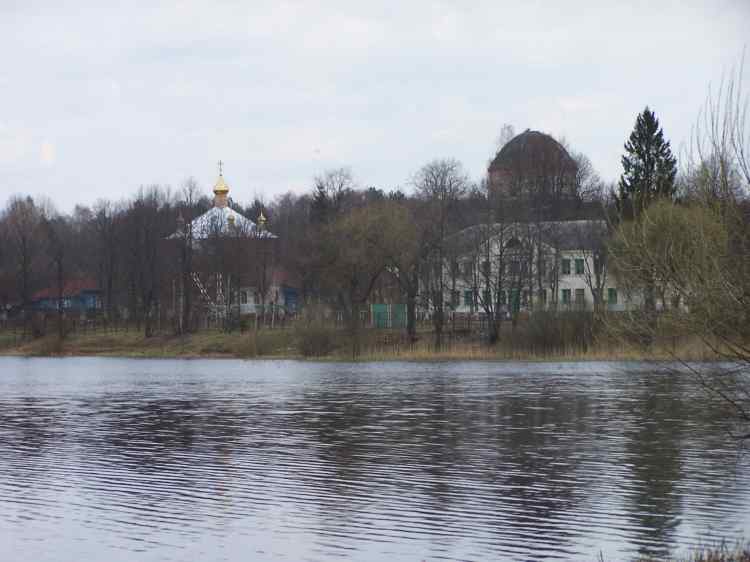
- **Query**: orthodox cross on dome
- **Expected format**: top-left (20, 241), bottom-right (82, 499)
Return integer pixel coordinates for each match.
top-left (213, 160), bottom-right (229, 208)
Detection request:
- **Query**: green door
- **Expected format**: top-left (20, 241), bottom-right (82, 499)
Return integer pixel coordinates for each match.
top-left (510, 289), bottom-right (521, 314)
top-left (372, 304), bottom-right (389, 329)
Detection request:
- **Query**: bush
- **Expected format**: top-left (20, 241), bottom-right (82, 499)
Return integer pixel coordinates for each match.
top-left (295, 323), bottom-right (338, 357)
top-left (200, 340), bottom-right (231, 354)
top-left (235, 329), bottom-right (295, 358)
top-left (507, 311), bottom-right (599, 355)
top-left (236, 334), bottom-right (258, 358)
top-left (33, 336), bottom-right (63, 356)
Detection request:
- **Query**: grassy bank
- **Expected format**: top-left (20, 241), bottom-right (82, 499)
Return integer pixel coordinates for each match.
top-left (0, 326), bottom-right (723, 362)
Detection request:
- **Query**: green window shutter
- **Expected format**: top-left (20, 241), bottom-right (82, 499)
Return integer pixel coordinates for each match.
top-left (562, 289), bottom-right (571, 304)
top-left (575, 288), bottom-right (585, 307)
top-left (464, 290), bottom-right (474, 306)
top-left (575, 258), bottom-right (585, 275)
top-left (608, 288), bottom-right (618, 305)
top-left (562, 259), bottom-right (571, 275)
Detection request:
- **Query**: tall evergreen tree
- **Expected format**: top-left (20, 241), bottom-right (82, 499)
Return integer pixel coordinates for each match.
top-left (618, 107), bottom-right (677, 214)
top-left (310, 184), bottom-right (331, 224)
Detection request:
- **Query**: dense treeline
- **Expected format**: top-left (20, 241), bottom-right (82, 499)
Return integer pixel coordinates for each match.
top-left (0, 142), bottom-right (605, 339)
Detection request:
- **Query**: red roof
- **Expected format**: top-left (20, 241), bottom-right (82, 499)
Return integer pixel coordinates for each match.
top-left (270, 268), bottom-right (300, 288)
top-left (32, 279), bottom-right (99, 300)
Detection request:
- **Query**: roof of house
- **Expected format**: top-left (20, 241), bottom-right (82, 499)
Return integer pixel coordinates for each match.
top-left (270, 268), bottom-right (301, 288)
top-left (32, 279), bottom-right (99, 300)
top-left (447, 220), bottom-right (608, 255)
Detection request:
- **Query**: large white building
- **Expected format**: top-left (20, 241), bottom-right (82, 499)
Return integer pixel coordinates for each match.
top-left (430, 220), bottom-right (629, 317)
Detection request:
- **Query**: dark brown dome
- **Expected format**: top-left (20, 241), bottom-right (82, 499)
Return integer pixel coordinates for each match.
top-left (489, 130), bottom-right (576, 174)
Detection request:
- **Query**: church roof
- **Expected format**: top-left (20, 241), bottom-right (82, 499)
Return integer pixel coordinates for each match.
top-left (187, 205), bottom-right (275, 239)
top-left (169, 165), bottom-right (276, 240)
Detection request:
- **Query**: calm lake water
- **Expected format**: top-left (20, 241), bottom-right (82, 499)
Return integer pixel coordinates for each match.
top-left (0, 358), bottom-right (747, 561)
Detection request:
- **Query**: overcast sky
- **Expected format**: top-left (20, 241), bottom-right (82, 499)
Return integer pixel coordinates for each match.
top-left (1, 1), bottom-right (749, 211)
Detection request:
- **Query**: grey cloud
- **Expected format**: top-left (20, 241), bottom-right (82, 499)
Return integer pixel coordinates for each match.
top-left (1, 0), bottom-right (748, 210)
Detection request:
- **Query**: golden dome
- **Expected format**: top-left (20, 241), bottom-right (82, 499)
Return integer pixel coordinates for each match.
top-left (214, 174), bottom-right (229, 194)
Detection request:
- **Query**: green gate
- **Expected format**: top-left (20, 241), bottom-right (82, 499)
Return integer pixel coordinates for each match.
top-left (391, 304), bottom-right (406, 329)
top-left (371, 304), bottom-right (407, 329)
top-left (372, 304), bottom-right (389, 329)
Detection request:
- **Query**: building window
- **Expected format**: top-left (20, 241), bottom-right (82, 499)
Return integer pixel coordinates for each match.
top-left (463, 290), bottom-right (474, 307)
top-left (482, 289), bottom-right (491, 304)
top-left (509, 261), bottom-right (520, 275)
top-left (500, 290), bottom-right (507, 305)
top-left (539, 289), bottom-right (547, 304)
top-left (608, 288), bottom-right (618, 305)
top-left (562, 259), bottom-right (571, 275)
top-left (451, 290), bottom-right (460, 308)
top-left (481, 260), bottom-right (490, 277)
top-left (240, 291), bottom-right (248, 304)
top-left (575, 258), bottom-right (585, 275)
top-left (575, 288), bottom-right (585, 307)
top-left (562, 289), bottom-right (571, 305)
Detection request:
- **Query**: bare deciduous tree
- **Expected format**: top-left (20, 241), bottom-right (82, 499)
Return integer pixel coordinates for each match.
top-left (41, 212), bottom-right (73, 339)
top-left (3, 196), bottom-right (43, 326)
top-left (413, 158), bottom-right (469, 349)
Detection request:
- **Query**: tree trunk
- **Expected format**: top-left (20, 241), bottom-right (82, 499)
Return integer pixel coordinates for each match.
top-left (406, 287), bottom-right (417, 342)
top-left (351, 303), bottom-right (359, 360)
top-left (433, 303), bottom-right (443, 351)
top-left (643, 275), bottom-right (657, 346)
top-left (56, 259), bottom-right (65, 341)
top-left (181, 262), bottom-right (192, 334)
top-left (144, 291), bottom-right (154, 338)
top-left (488, 313), bottom-right (500, 345)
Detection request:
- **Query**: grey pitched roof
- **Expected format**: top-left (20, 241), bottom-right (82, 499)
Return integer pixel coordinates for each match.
top-left (447, 220), bottom-right (607, 254)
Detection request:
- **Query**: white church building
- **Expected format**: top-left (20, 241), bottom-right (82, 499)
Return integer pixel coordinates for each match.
top-left (171, 165), bottom-right (298, 324)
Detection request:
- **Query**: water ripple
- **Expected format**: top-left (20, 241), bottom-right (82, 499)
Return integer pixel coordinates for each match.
top-left (0, 358), bottom-right (747, 561)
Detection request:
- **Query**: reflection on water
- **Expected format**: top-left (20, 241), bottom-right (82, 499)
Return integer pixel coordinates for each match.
top-left (0, 358), bottom-right (747, 561)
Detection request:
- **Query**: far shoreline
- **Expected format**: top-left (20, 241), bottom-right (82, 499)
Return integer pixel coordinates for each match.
top-left (0, 329), bottom-right (722, 364)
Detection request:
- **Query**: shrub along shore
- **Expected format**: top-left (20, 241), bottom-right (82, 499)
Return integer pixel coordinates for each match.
top-left (0, 324), bottom-right (724, 362)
